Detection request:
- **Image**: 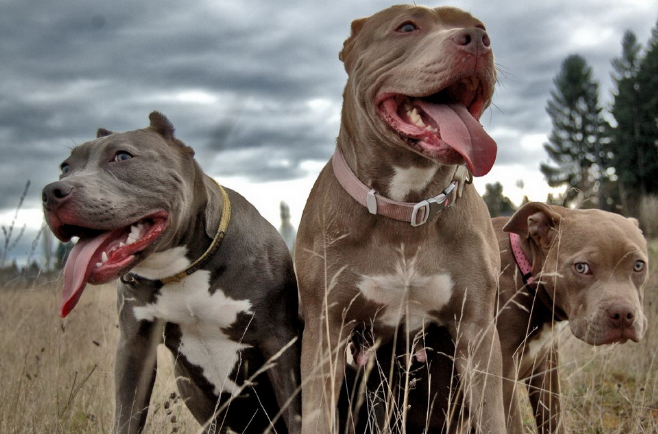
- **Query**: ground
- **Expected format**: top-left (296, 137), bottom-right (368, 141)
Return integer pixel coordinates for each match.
top-left (0, 240), bottom-right (656, 433)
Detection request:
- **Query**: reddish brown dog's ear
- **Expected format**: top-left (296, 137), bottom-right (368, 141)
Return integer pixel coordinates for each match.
top-left (96, 128), bottom-right (114, 138)
top-left (503, 202), bottom-right (561, 249)
top-left (339, 18), bottom-right (367, 66)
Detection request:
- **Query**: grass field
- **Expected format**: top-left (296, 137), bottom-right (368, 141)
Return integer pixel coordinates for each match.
top-left (0, 240), bottom-right (656, 433)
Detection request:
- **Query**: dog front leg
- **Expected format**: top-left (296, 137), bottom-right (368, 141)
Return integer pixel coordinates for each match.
top-left (502, 365), bottom-right (525, 434)
top-left (114, 307), bottom-right (163, 434)
top-left (526, 345), bottom-right (565, 434)
top-left (301, 315), bottom-right (348, 434)
top-left (452, 320), bottom-right (506, 434)
top-left (261, 330), bottom-right (302, 434)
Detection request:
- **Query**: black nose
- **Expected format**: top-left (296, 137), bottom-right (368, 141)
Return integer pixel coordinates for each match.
top-left (452, 28), bottom-right (491, 54)
top-left (42, 181), bottom-right (73, 210)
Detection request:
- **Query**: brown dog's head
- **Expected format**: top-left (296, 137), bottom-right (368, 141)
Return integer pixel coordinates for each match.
top-left (42, 112), bottom-right (205, 318)
top-left (504, 202), bottom-right (649, 345)
top-left (339, 5), bottom-right (497, 176)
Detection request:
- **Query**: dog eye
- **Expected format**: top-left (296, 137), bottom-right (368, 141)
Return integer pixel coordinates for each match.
top-left (574, 262), bottom-right (590, 274)
top-left (396, 22), bottom-right (418, 33)
top-left (114, 151), bottom-right (133, 162)
top-left (634, 260), bottom-right (645, 272)
top-left (60, 164), bottom-right (70, 174)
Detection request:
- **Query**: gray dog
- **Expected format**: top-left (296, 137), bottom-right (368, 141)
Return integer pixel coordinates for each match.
top-left (42, 112), bottom-right (301, 434)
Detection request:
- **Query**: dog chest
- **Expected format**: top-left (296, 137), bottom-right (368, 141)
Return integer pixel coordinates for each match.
top-left (356, 258), bottom-right (454, 331)
top-left (132, 269), bottom-right (253, 397)
top-left (520, 321), bottom-right (568, 371)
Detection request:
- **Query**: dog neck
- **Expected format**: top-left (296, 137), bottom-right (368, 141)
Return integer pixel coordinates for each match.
top-left (332, 148), bottom-right (470, 227)
top-left (509, 232), bottom-right (568, 322)
top-left (124, 179), bottom-right (231, 286)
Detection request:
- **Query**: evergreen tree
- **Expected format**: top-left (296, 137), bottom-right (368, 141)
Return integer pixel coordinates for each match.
top-left (482, 182), bottom-right (516, 217)
top-left (540, 55), bottom-right (611, 208)
top-left (634, 20), bottom-right (658, 195)
top-left (610, 31), bottom-right (648, 214)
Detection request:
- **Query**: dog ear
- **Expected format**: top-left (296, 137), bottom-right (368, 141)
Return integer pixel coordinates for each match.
top-left (96, 128), bottom-right (114, 138)
top-left (339, 18), bottom-right (366, 65)
top-left (628, 217), bottom-right (640, 228)
top-left (503, 202), bottom-right (561, 249)
top-left (148, 111), bottom-right (195, 156)
top-left (149, 111), bottom-right (176, 139)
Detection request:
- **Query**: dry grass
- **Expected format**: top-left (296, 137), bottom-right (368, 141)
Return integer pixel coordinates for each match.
top-left (0, 278), bottom-right (197, 433)
top-left (0, 240), bottom-right (656, 433)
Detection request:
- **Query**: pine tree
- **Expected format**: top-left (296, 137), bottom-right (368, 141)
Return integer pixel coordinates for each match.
top-left (540, 55), bottom-right (611, 208)
top-left (610, 31), bottom-right (644, 214)
top-left (482, 182), bottom-right (516, 217)
top-left (634, 20), bottom-right (658, 195)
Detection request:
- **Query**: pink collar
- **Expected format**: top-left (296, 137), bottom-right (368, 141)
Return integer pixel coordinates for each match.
top-left (331, 149), bottom-right (469, 227)
top-left (509, 232), bottom-right (536, 288)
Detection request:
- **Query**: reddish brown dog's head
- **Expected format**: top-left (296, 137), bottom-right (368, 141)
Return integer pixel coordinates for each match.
top-left (339, 5), bottom-right (497, 176)
top-left (42, 112), bottom-right (200, 318)
top-left (504, 203), bottom-right (649, 345)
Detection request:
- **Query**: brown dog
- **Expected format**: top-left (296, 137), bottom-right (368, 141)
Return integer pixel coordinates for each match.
top-left (295, 5), bottom-right (505, 433)
top-left (495, 202), bottom-right (649, 433)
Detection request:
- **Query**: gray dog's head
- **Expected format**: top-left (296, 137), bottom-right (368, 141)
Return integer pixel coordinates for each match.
top-left (43, 112), bottom-right (205, 317)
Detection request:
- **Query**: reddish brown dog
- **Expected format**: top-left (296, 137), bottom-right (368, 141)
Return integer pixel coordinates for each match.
top-left (496, 202), bottom-right (649, 433)
top-left (295, 5), bottom-right (505, 433)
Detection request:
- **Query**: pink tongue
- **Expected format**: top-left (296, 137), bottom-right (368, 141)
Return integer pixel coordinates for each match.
top-left (60, 231), bottom-right (114, 318)
top-left (419, 102), bottom-right (497, 176)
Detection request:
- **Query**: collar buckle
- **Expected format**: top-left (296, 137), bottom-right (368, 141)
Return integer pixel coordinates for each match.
top-left (410, 181), bottom-right (457, 227)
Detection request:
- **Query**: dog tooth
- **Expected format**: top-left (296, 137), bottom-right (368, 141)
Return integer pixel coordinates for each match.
top-left (102, 252), bottom-right (108, 263)
top-left (409, 108), bottom-right (425, 127)
top-left (119, 242), bottom-right (125, 248)
top-left (95, 262), bottom-right (102, 268)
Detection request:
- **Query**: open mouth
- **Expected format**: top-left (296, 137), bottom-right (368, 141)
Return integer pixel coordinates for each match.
top-left (377, 76), bottom-right (497, 177)
top-left (58, 211), bottom-right (169, 317)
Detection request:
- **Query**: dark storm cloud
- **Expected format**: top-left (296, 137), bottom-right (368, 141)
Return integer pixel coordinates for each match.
top-left (2, 0), bottom-right (658, 263)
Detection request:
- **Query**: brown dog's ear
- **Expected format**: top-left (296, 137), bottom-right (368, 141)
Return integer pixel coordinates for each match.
top-left (96, 128), bottom-right (114, 138)
top-left (503, 202), bottom-right (562, 249)
top-left (339, 18), bottom-right (367, 65)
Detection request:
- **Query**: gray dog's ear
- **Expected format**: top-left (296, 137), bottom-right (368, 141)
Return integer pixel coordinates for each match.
top-left (339, 17), bottom-right (367, 65)
top-left (148, 111), bottom-right (195, 156)
top-left (503, 202), bottom-right (561, 249)
top-left (149, 111), bottom-right (175, 139)
top-left (96, 128), bottom-right (114, 138)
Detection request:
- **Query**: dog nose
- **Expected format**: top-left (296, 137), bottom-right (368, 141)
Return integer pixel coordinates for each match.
top-left (42, 181), bottom-right (73, 210)
top-left (452, 28), bottom-right (491, 54)
top-left (606, 304), bottom-right (636, 329)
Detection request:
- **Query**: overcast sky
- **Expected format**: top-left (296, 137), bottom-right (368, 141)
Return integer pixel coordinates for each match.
top-left (1, 0), bottom-right (657, 266)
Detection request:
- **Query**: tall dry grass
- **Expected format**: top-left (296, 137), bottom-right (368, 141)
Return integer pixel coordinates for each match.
top-left (0, 240), bottom-right (656, 433)
top-left (0, 278), bottom-right (197, 433)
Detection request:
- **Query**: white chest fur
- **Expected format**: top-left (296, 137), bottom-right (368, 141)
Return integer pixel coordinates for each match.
top-left (357, 255), bottom-right (453, 331)
top-left (132, 248), bottom-right (252, 396)
top-left (389, 164), bottom-right (439, 201)
top-left (520, 321), bottom-right (568, 369)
